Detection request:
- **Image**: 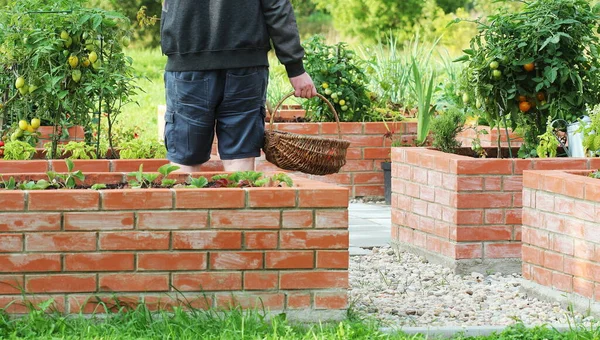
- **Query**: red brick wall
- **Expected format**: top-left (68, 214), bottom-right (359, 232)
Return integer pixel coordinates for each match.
top-left (522, 170), bottom-right (600, 302)
top-left (456, 126), bottom-right (523, 148)
top-left (391, 147), bottom-right (600, 274)
top-left (0, 173), bottom-right (349, 317)
top-left (2, 121), bottom-right (417, 198)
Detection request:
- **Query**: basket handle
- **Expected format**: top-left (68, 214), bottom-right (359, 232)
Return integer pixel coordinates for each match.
top-left (269, 91), bottom-right (343, 140)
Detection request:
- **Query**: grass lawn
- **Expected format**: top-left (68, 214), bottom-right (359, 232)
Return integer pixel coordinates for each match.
top-left (119, 48), bottom-right (167, 140)
top-left (0, 302), bottom-right (598, 339)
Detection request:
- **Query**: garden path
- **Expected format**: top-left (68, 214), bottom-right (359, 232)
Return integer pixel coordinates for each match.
top-left (349, 202), bottom-right (391, 255)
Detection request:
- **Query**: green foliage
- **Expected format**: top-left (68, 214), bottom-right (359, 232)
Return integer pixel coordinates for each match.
top-left (2, 140), bottom-right (36, 160)
top-left (91, 183), bottom-right (107, 190)
top-left (363, 35), bottom-right (414, 110)
top-left (211, 172), bottom-right (294, 188)
top-left (0, 176), bottom-right (16, 190)
top-left (536, 117), bottom-right (560, 158)
top-left (127, 164), bottom-right (158, 189)
top-left (302, 35), bottom-right (374, 122)
top-left (590, 170), bottom-right (600, 179)
top-left (157, 163), bottom-right (179, 187)
top-left (581, 104), bottom-right (600, 156)
top-left (411, 57), bottom-right (437, 144)
top-left (88, 0), bottom-right (162, 48)
top-left (118, 136), bottom-right (167, 159)
top-left (431, 108), bottom-right (465, 153)
top-left (457, 0), bottom-right (600, 158)
top-left (313, 0), bottom-right (424, 44)
top-left (188, 176), bottom-right (209, 188)
top-left (46, 159), bottom-right (85, 189)
top-left (0, 0), bottom-right (139, 158)
top-left (436, 0), bottom-right (468, 13)
top-left (61, 141), bottom-right (97, 159)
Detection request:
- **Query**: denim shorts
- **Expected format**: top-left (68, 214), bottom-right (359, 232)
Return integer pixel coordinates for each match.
top-left (163, 67), bottom-right (268, 165)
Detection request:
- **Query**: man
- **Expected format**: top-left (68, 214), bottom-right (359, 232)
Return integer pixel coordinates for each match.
top-left (160, 0), bottom-right (317, 172)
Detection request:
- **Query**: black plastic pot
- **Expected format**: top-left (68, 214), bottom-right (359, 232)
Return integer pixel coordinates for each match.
top-left (381, 161), bottom-right (391, 205)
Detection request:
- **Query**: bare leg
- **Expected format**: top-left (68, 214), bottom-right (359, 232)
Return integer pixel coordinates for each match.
top-left (222, 157), bottom-right (255, 172)
top-left (170, 163), bottom-right (206, 173)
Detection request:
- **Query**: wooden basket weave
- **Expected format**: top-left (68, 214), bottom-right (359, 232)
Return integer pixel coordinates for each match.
top-left (263, 92), bottom-right (350, 176)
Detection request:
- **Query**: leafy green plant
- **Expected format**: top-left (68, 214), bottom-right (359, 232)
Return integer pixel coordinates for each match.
top-left (210, 172), bottom-right (293, 188)
top-left (580, 104), bottom-right (600, 157)
top-left (127, 163), bottom-right (180, 189)
top-left (589, 170), bottom-right (600, 179)
top-left (60, 141), bottom-right (97, 160)
top-left (456, 0), bottom-right (600, 158)
top-left (18, 179), bottom-right (52, 190)
top-left (188, 176), bottom-right (209, 188)
top-left (536, 117), bottom-right (560, 158)
top-left (46, 159), bottom-right (85, 189)
top-left (127, 164), bottom-right (159, 189)
top-left (2, 140), bottom-right (36, 160)
top-left (302, 35), bottom-right (373, 122)
top-left (430, 108), bottom-right (465, 154)
top-left (91, 183), bottom-right (107, 190)
top-left (42, 142), bottom-right (64, 160)
top-left (255, 173), bottom-right (294, 188)
top-left (0, 176), bottom-right (16, 190)
top-left (157, 164), bottom-right (180, 187)
top-left (118, 137), bottom-right (167, 159)
top-left (410, 57), bottom-right (437, 145)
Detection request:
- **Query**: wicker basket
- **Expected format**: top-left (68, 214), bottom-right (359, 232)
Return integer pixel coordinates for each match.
top-left (263, 92), bottom-right (350, 176)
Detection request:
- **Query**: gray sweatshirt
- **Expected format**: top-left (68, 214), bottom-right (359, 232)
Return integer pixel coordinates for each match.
top-left (160, 0), bottom-right (305, 77)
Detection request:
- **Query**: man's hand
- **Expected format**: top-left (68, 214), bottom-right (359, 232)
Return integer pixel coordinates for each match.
top-left (289, 72), bottom-right (317, 99)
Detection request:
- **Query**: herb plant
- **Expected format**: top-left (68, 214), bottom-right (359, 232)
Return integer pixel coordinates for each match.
top-left (2, 140), bottom-right (36, 160)
top-left (430, 108), bottom-right (465, 154)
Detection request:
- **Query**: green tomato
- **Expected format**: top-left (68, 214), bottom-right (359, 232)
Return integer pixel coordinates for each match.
top-left (492, 70), bottom-right (502, 79)
top-left (462, 93), bottom-right (469, 104)
top-left (324, 89), bottom-right (332, 96)
top-left (72, 70), bottom-right (82, 83)
top-left (489, 61), bottom-right (499, 70)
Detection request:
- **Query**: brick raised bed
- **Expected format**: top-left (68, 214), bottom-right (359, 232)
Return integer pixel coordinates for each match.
top-left (391, 147), bottom-right (600, 274)
top-left (0, 172), bottom-right (349, 321)
top-left (521, 169), bottom-right (600, 313)
top-left (456, 126), bottom-right (523, 148)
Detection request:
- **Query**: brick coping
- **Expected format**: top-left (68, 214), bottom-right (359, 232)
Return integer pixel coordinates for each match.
top-left (523, 169), bottom-right (600, 201)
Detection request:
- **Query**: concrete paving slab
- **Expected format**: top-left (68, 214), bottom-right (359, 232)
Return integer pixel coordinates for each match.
top-left (348, 202), bottom-right (391, 254)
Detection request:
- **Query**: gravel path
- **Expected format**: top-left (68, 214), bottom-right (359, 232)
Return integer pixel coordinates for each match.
top-left (350, 246), bottom-right (597, 327)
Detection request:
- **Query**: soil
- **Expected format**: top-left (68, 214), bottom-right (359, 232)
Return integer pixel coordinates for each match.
top-left (452, 146), bottom-right (569, 159)
top-left (266, 116), bottom-right (310, 123)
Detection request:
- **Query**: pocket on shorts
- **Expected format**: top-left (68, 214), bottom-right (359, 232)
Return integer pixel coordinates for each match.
top-left (164, 110), bottom-right (176, 154)
top-left (224, 67), bottom-right (267, 99)
top-left (173, 72), bottom-right (209, 105)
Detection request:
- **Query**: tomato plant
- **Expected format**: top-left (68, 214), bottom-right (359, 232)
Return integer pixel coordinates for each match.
top-left (301, 35), bottom-right (373, 122)
top-left (456, 0), bottom-right (600, 158)
top-left (0, 0), bottom-right (139, 158)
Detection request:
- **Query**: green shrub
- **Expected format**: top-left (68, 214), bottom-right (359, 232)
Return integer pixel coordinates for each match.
top-left (431, 108), bottom-right (465, 154)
